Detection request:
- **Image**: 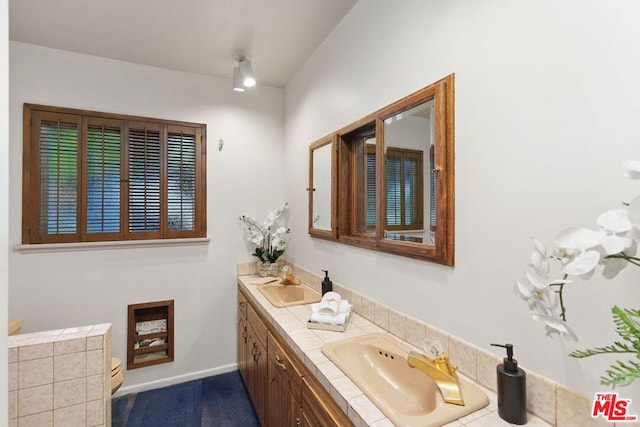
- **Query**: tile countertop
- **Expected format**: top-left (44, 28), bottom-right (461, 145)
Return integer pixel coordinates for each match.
top-left (237, 275), bottom-right (551, 427)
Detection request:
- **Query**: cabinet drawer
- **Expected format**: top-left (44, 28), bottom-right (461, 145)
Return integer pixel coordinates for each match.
top-left (247, 303), bottom-right (268, 347)
top-left (237, 291), bottom-right (248, 318)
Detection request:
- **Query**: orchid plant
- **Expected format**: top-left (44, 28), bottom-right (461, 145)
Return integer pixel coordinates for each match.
top-left (515, 160), bottom-right (640, 387)
top-left (240, 203), bottom-right (290, 263)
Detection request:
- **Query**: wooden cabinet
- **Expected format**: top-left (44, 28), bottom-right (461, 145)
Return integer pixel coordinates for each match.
top-left (237, 292), bottom-right (249, 383)
top-left (237, 288), bottom-right (353, 427)
top-left (245, 303), bottom-right (269, 424)
top-left (301, 375), bottom-right (353, 427)
top-left (267, 331), bottom-right (303, 427)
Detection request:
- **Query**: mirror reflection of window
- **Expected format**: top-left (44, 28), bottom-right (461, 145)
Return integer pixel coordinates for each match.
top-left (349, 127), bottom-right (376, 236)
top-left (365, 138), bottom-right (376, 231)
top-left (383, 99), bottom-right (435, 245)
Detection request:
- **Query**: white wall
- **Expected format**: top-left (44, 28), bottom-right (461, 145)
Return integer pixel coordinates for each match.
top-left (1, 0), bottom-right (9, 422)
top-left (9, 42), bottom-right (285, 390)
top-left (285, 0), bottom-right (640, 401)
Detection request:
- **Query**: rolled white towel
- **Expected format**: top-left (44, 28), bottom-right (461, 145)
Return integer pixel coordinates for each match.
top-left (309, 300), bottom-right (352, 325)
top-left (309, 310), bottom-right (350, 326)
top-left (318, 291), bottom-right (342, 316)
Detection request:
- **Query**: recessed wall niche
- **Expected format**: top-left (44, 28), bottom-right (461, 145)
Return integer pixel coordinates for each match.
top-left (127, 299), bottom-right (174, 369)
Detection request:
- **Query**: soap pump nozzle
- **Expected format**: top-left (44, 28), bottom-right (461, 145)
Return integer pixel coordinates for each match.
top-left (491, 343), bottom-right (518, 373)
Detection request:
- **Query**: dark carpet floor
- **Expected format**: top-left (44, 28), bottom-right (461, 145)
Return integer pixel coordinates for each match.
top-left (112, 371), bottom-right (260, 427)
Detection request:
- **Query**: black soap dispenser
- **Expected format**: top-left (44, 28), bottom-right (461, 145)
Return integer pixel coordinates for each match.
top-left (491, 343), bottom-right (527, 425)
top-left (321, 270), bottom-right (333, 295)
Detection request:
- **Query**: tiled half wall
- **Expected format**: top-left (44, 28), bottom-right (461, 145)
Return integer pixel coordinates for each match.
top-left (8, 323), bottom-right (112, 427)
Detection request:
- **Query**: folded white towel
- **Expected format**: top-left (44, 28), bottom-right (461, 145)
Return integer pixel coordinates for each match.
top-left (309, 300), bottom-right (352, 325)
top-left (317, 291), bottom-right (342, 316)
top-left (309, 310), bottom-right (350, 326)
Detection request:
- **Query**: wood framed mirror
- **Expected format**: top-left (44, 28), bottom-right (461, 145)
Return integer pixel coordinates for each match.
top-left (376, 75), bottom-right (454, 264)
top-left (308, 135), bottom-right (337, 239)
top-left (308, 74), bottom-right (454, 265)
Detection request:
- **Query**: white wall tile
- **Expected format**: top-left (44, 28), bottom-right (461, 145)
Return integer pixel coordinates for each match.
top-left (17, 411), bottom-right (53, 427)
top-left (54, 353), bottom-right (86, 382)
top-left (19, 343), bottom-right (53, 361)
top-left (19, 357), bottom-right (53, 389)
top-left (54, 378), bottom-right (86, 409)
top-left (54, 402), bottom-right (86, 427)
top-left (18, 383), bottom-right (53, 416)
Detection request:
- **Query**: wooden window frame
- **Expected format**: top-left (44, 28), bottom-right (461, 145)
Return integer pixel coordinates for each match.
top-left (22, 104), bottom-right (207, 244)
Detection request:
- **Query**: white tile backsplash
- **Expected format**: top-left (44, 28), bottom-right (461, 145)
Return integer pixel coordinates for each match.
top-left (270, 264), bottom-right (609, 427)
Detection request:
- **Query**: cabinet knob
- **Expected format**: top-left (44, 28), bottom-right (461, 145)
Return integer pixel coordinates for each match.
top-left (275, 354), bottom-right (287, 371)
top-left (239, 301), bottom-right (246, 308)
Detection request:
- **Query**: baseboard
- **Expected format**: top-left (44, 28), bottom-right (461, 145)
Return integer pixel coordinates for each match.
top-left (112, 363), bottom-right (238, 397)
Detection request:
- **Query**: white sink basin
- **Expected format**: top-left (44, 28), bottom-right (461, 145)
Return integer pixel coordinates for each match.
top-left (322, 333), bottom-right (489, 426)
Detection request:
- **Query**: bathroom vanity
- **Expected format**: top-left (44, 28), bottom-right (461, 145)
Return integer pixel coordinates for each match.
top-left (237, 284), bottom-right (352, 426)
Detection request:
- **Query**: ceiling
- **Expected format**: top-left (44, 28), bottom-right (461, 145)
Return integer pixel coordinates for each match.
top-left (9, 0), bottom-right (358, 88)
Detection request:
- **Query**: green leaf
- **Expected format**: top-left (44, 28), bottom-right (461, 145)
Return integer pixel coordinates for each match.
top-left (612, 306), bottom-right (640, 342)
top-left (599, 360), bottom-right (640, 388)
top-left (568, 306), bottom-right (640, 387)
top-left (570, 342), bottom-right (635, 358)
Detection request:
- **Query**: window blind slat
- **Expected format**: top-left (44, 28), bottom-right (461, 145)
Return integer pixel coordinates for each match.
top-left (39, 119), bottom-right (78, 235)
top-left (167, 131), bottom-right (196, 231)
top-left (87, 124), bottom-right (121, 234)
top-left (366, 151), bottom-right (376, 228)
top-left (128, 128), bottom-right (161, 233)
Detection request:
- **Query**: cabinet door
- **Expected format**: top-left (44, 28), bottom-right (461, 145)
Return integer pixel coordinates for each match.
top-left (237, 311), bottom-right (248, 383)
top-left (301, 376), bottom-right (353, 427)
top-left (299, 409), bottom-right (313, 427)
top-left (237, 291), bottom-right (249, 384)
top-left (248, 323), bottom-right (268, 425)
top-left (268, 354), bottom-right (301, 427)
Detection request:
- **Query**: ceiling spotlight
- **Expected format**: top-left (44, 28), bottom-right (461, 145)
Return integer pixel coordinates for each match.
top-left (238, 58), bottom-right (256, 87)
top-left (232, 66), bottom-right (245, 92)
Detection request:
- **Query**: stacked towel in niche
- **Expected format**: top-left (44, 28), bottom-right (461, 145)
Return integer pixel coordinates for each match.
top-left (309, 292), bottom-right (352, 326)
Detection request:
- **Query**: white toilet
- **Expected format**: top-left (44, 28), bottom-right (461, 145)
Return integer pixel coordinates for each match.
top-left (111, 357), bottom-right (124, 394)
top-left (8, 318), bottom-right (23, 336)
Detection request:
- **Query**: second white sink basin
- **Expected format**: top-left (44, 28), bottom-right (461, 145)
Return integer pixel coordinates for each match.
top-left (322, 333), bottom-right (489, 427)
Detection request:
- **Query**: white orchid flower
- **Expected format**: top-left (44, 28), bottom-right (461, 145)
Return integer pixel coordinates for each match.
top-left (629, 195), bottom-right (640, 231)
top-left (595, 208), bottom-right (633, 255)
top-left (530, 238), bottom-right (550, 277)
top-left (251, 235), bottom-right (264, 246)
top-left (554, 227), bottom-right (605, 276)
top-left (623, 160), bottom-right (640, 179)
top-left (532, 314), bottom-right (578, 342)
top-left (514, 267), bottom-right (568, 314)
top-left (597, 208), bottom-right (632, 234)
top-left (240, 203), bottom-right (290, 262)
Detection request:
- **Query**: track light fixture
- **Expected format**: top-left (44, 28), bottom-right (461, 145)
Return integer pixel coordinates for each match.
top-left (232, 66), bottom-right (245, 92)
top-left (232, 56), bottom-right (256, 91)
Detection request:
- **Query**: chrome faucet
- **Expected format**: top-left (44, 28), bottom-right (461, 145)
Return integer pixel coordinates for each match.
top-left (407, 340), bottom-right (464, 406)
